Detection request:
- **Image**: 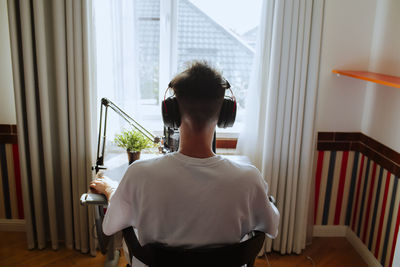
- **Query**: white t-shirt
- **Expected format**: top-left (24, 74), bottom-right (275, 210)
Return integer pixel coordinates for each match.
top-left (103, 152), bottom-right (279, 266)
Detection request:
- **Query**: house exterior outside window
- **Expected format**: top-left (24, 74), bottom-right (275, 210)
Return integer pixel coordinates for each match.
top-left (135, 0), bottom-right (258, 135)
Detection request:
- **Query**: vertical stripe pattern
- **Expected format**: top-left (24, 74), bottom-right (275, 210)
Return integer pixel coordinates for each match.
top-left (0, 144), bottom-right (24, 219)
top-left (362, 162), bottom-right (377, 243)
top-left (334, 151), bottom-right (349, 225)
top-left (381, 178), bottom-right (398, 266)
top-left (368, 166), bottom-right (384, 249)
top-left (12, 144), bottom-right (24, 219)
top-left (0, 144), bottom-right (11, 219)
top-left (375, 172), bottom-right (392, 260)
top-left (314, 151), bottom-right (324, 224)
top-left (314, 150), bottom-right (400, 267)
top-left (389, 200), bottom-right (400, 267)
top-left (322, 151), bottom-right (336, 224)
top-left (345, 151), bottom-right (360, 225)
top-left (351, 155), bottom-right (366, 231)
top-left (356, 159), bottom-right (371, 236)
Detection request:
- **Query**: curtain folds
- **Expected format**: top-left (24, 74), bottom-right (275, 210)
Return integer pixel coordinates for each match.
top-left (7, 0), bottom-right (96, 255)
top-left (237, 0), bottom-right (325, 254)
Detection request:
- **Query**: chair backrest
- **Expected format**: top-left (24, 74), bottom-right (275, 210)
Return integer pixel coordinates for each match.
top-left (122, 226), bottom-right (265, 267)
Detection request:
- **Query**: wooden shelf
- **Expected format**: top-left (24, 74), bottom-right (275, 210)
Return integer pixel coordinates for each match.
top-left (332, 70), bottom-right (400, 88)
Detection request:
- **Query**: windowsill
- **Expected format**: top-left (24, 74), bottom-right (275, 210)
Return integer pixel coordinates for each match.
top-left (216, 148), bottom-right (237, 155)
top-left (216, 132), bottom-right (239, 139)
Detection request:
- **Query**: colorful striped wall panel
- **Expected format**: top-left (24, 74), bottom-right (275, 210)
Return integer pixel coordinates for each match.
top-left (315, 150), bottom-right (400, 267)
top-left (0, 143), bottom-right (24, 220)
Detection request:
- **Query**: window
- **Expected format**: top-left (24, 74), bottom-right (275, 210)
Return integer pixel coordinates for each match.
top-left (93, 0), bottom-right (262, 147)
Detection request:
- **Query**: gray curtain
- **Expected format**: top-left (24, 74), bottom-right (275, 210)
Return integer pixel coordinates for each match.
top-left (7, 0), bottom-right (96, 255)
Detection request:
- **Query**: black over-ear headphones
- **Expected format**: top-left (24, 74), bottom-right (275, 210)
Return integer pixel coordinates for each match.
top-left (161, 80), bottom-right (237, 129)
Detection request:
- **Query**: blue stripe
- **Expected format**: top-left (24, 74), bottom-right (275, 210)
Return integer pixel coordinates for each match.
top-left (0, 144), bottom-right (11, 219)
top-left (356, 158), bottom-right (371, 236)
top-left (381, 177), bottom-right (398, 266)
top-left (368, 166), bottom-right (384, 249)
top-left (322, 151), bottom-right (336, 225)
top-left (345, 152), bottom-right (360, 225)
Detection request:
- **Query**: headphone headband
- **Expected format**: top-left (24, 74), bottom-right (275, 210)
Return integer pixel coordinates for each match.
top-left (162, 79), bottom-right (236, 129)
top-left (223, 79), bottom-right (231, 89)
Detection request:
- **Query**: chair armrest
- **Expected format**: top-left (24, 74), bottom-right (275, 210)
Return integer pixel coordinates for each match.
top-left (80, 193), bottom-right (108, 206)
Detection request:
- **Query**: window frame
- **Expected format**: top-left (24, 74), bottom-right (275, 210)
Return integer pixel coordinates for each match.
top-left (158, 0), bottom-right (178, 100)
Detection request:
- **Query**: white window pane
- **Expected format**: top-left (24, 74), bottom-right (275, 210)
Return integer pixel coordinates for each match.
top-left (136, 0), bottom-right (163, 132)
top-left (137, 0), bottom-right (160, 102)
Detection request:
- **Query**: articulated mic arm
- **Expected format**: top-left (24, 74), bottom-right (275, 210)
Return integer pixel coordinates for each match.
top-left (95, 98), bottom-right (161, 173)
top-left (83, 98), bottom-right (162, 259)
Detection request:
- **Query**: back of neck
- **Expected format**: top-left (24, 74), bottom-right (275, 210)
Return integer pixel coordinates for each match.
top-left (178, 122), bottom-right (215, 158)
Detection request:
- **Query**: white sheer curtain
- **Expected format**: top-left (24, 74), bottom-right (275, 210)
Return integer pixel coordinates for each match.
top-left (93, 0), bottom-right (141, 143)
top-left (237, 0), bottom-right (325, 254)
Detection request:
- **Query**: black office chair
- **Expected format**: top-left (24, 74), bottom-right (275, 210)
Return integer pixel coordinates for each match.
top-left (122, 226), bottom-right (265, 267)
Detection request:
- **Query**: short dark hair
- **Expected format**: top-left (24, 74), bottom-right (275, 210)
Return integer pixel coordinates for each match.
top-left (169, 61), bottom-right (228, 129)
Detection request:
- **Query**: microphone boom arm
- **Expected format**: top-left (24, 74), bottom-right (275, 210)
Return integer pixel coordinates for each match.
top-left (95, 98), bottom-right (160, 173)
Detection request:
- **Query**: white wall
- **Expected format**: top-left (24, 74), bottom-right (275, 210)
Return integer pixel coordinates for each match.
top-left (362, 0), bottom-right (400, 152)
top-left (0, 0), bottom-right (16, 124)
top-left (317, 0), bottom-right (400, 152)
top-left (316, 0), bottom-right (377, 132)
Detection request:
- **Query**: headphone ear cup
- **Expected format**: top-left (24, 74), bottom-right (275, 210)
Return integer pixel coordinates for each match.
top-left (162, 97), bottom-right (181, 128)
top-left (217, 98), bottom-right (236, 128)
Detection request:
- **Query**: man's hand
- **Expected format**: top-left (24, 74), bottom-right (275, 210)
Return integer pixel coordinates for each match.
top-left (90, 176), bottom-right (118, 201)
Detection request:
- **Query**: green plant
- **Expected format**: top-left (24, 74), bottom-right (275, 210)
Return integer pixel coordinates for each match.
top-left (114, 129), bottom-right (153, 152)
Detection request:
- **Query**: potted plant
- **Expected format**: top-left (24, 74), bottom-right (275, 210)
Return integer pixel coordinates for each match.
top-left (114, 129), bottom-right (154, 164)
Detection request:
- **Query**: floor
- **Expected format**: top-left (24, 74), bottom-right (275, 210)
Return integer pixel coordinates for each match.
top-left (0, 232), bottom-right (367, 267)
top-left (257, 237), bottom-right (367, 267)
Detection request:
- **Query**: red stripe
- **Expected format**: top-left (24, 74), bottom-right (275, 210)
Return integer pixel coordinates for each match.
top-left (374, 171), bottom-right (391, 258)
top-left (389, 200), bottom-right (400, 267)
top-left (362, 162), bottom-right (377, 243)
top-left (12, 144), bottom-right (24, 219)
top-left (334, 151), bottom-right (349, 225)
top-left (351, 155), bottom-right (365, 230)
top-left (314, 151), bottom-right (324, 224)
